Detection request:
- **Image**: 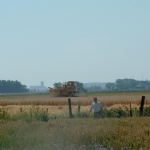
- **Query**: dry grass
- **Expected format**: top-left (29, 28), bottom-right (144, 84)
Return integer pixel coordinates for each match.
top-left (0, 92), bottom-right (150, 115)
top-left (0, 105), bottom-right (90, 115)
top-left (1, 92), bottom-right (150, 149)
top-left (1, 118), bottom-right (150, 149)
top-left (1, 92), bottom-right (150, 106)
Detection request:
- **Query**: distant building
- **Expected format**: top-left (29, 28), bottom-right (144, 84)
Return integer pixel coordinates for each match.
top-left (29, 81), bottom-right (48, 92)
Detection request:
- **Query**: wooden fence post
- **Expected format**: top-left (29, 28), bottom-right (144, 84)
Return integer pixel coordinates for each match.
top-left (3, 111), bottom-right (5, 117)
top-left (139, 96), bottom-right (145, 116)
top-left (130, 102), bottom-right (132, 117)
top-left (68, 98), bottom-right (73, 118)
top-left (78, 105), bottom-right (80, 113)
top-left (20, 108), bottom-right (22, 113)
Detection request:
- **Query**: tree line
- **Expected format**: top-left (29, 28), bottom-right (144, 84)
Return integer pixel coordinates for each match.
top-left (106, 79), bottom-right (150, 90)
top-left (85, 85), bottom-right (102, 91)
top-left (0, 80), bottom-right (29, 93)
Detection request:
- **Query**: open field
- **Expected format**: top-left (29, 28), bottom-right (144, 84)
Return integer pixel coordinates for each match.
top-left (0, 91), bottom-right (150, 115)
top-left (1, 91), bottom-right (150, 105)
top-left (1, 91), bottom-right (150, 149)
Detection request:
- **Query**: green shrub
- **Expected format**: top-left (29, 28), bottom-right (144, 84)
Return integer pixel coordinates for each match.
top-left (143, 106), bottom-right (150, 116)
top-left (1, 106), bottom-right (150, 122)
top-left (75, 112), bottom-right (89, 118)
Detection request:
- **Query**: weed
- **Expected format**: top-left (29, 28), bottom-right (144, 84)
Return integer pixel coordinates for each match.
top-left (1, 118), bottom-right (150, 149)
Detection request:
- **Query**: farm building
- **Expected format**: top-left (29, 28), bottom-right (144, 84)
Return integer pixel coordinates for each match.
top-left (29, 81), bottom-right (48, 92)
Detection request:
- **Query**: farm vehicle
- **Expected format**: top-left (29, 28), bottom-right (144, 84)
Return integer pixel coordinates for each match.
top-left (49, 81), bottom-right (78, 97)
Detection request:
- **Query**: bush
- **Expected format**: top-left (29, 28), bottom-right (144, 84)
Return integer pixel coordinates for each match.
top-left (0, 106), bottom-right (49, 122)
top-left (75, 112), bottom-right (89, 118)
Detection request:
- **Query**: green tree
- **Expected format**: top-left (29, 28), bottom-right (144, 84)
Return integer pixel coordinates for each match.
top-left (106, 83), bottom-right (115, 90)
top-left (116, 79), bottom-right (124, 89)
top-left (0, 80), bottom-right (29, 93)
top-left (77, 82), bottom-right (87, 93)
top-left (53, 82), bottom-right (62, 88)
top-left (140, 81), bottom-right (149, 89)
top-left (115, 78), bottom-right (149, 90)
top-left (86, 85), bottom-right (102, 91)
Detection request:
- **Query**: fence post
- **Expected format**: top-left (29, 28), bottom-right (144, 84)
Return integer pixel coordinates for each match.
top-left (3, 111), bottom-right (5, 117)
top-left (139, 96), bottom-right (145, 116)
top-left (20, 108), bottom-right (22, 113)
top-left (68, 98), bottom-right (73, 118)
top-left (78, 105), bottom-right (80, 113)
top-left (130, 102), bottom-right (132, 117)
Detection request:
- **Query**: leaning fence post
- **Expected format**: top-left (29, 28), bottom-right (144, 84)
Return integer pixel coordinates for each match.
top-left (130, 102), bottom-right (132, 117)
top-left (139, 96), bottom-right (145, 116)
top-left (68, 98), bottom-right (73, 118)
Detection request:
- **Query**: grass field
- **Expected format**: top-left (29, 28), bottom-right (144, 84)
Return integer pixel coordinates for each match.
top-left (0, 118), bottom-right (150, 149)
top-left (0, 91), bottom-right (150, 114)
top-left (0, 91), bottom-right (150, 149)
top-left (1, 91), bottom-right (150, 106)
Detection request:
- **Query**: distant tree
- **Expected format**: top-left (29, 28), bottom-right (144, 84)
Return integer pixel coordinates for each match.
top-left (122, 79), bottom-right (137, 89)
top-left (116, 79), bottom-right (124, 89)
top-left (115, 78), bottom-right (150, 90)
top-left (105, 83), bottom-right (115, 90)
top-left (86, 85), bottom-right (102, 91)
top-left (140, 81), bottom-right (149, 89)
top-left (77, 82), bottom-right (87, 93)
top-left (53, 82), bottom-right (62, 88)
top-left (0, 80), bottom-right (29, 93)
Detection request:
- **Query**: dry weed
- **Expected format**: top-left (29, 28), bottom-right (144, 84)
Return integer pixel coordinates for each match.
top-left (0, 92), bottom-right (150, 113)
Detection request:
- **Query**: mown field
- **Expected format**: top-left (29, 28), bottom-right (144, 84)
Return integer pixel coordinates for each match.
top-left (0, 91), bottom-right (150, 149)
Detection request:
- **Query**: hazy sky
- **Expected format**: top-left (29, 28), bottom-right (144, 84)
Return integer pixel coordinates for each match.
top-left (1, 0), bottom-right (150, 88)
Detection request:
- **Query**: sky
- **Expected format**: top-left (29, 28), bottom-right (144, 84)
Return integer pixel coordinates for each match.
top-left (0, 0), bottom-right (150, 88)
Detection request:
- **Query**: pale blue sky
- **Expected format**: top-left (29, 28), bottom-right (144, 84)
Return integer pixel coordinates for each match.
top-left (0, 0), bottom-right (150, 88)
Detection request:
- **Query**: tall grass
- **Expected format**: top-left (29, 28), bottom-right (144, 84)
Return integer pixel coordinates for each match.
top-left (1, 105), bottom-right (150, 121)
top-left (1, 103), bottom-right (150, 149)
top-left (0, 117), bottom-right (150, 149)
